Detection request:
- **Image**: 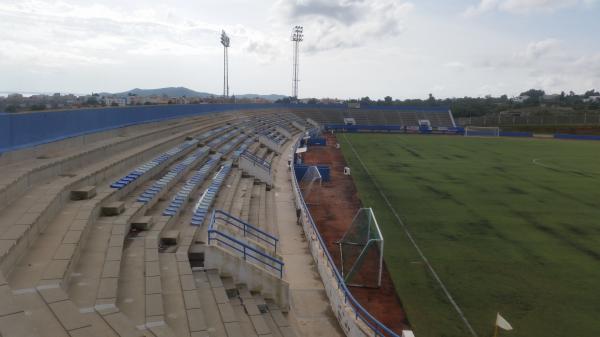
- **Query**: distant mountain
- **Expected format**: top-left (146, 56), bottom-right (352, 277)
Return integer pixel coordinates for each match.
top-left (109, 87), bottom-right (286, 101)
top-left (114, 87), bottom-right (213, 98)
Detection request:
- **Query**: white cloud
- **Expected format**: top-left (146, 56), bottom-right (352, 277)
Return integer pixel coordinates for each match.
top-left (273, 0), bottom-right (414, 53)
top-left (464, 0), bottom-right (594, 16)
top-left (476, 39), bottom-right (600, 93)
top-left (0, 1), bottom-right (283, 69)
top-left (444, 61), bottom-right (466, 71)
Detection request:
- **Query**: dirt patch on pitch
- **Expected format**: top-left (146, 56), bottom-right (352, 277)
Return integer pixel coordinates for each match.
top-left (301, 133), bottom-right (410, 333)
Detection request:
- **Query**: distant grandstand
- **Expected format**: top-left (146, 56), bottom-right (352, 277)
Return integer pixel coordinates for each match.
top-left (293, 105), bottom-right (456, 128)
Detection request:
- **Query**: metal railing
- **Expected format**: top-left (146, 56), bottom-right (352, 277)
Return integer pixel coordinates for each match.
top-left (211, 209), bottom-right (278, 253)
top-left (208, 215), bottom-right (284, 279)
top-left (291, 139), bottom-right (401, 337)
top-left (240, 150), bottom-right (271, 172)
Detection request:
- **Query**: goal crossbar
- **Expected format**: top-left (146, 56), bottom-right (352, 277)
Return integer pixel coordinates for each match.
top-left (464, 126), bottom-right (500, 137)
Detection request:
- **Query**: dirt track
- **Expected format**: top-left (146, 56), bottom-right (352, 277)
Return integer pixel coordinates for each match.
top-left (301, 133), bottom-right (410, 334)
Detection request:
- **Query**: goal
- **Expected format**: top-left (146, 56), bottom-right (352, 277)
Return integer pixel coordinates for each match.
top-left (464, 126), bottom-right (500, 137)
top-left (299, 166), bottom-right (322, 205)
top-left (337, 208), bottom-right (383, 288)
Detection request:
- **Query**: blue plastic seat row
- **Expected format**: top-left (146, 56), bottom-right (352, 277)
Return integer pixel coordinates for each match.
top-left (218, 134), bottom-right (248, 155)
top-left (206, 129), bottom-right (240, 149)
top-left (135, 147), bottom-right (209, 203)
top-left (110, 139), bottom-right (199, 189)
top-left (231, 138), bottom-right (255, 161)
top-left (161, 154), bottom-right (222, 216)
top-left (190, 162), bottom-right (232, 226)
top-left (196, 125), bottom-right (230, 142)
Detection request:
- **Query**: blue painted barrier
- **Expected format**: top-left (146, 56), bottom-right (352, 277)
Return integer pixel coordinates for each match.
top-left (0, 104), bottom-right (277, 153)
top-left (499, 131), bottom-right (533, 137)
top-left (325, 124), bottom-right (464, 135)
top-left (0, 104), bottom-right (451, 153)
top-left (307, 137), bottom-right (326, 146)
top-left (293, 164), bottom-right (331, 182)
top-left (554, 133), bottom-right (600, 141)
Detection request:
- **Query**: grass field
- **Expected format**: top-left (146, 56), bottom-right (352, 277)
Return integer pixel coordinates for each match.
top-left (338, 133), bottom-right (600, 337)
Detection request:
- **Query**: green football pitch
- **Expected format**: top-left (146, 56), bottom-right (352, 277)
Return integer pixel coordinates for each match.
top-left (337, 133), bottom-right (600, 337)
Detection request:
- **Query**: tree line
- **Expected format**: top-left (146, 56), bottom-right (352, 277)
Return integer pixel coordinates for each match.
top-left (275, 89), bottom-right (600, 118)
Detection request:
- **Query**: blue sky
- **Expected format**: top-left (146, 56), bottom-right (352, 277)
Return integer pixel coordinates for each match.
top-left (0, 0), bottom-right (598, 99)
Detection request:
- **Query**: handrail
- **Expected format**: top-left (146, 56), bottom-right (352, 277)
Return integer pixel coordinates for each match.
top-left (207, 226), bottom-right (284, 279)
top-left (212, 209), bottom-right (278, 253)
top-left (240, 150), bottom-right (271, 171)
top-left (291, 139), bottom-right (400, 337)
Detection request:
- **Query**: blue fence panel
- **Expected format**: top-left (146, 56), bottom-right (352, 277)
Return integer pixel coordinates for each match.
top-left (554, 133), bottom-right (600, 141)
top-left (0, 104), bottom-right (275, 153)
top-left (0, 115), bottom-right (9, 150)
top-left (0, 103), bottom-right (452, 153)
top-left (499, 131), bottom-right (533, 137)
top-left (307, 137), bottom-right (326, 146)
top-left (293, 164), bottom-right (331, 182)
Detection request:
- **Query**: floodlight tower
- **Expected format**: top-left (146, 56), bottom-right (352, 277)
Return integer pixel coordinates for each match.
top-left (221, 30), bottom-right (230, 98)
top-left (291, 26), bottom-right (303, 99)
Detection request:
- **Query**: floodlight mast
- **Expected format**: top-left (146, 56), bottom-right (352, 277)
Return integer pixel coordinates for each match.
top-left (291, 26), bottom-right (303, 100)
top-left (220, 30), bottom-right (230, 98)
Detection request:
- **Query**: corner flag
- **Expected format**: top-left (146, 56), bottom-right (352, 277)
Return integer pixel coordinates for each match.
top-left (496, 313), bottom-right (513, 331)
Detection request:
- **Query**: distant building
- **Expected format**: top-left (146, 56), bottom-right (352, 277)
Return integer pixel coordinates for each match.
top-left (104, 97), bottom-right (127, 106)
top-left (583, 95), bottom-right (600, 103)
top-left (542, 94), bottom-right (561, 102)
top-left (510, 95), bottom-right (529, 103)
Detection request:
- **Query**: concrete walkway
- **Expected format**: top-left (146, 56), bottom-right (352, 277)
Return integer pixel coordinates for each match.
top-left (272, 142), bottom-right (344, 337)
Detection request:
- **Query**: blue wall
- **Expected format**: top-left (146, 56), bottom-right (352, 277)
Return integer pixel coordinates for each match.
top-left (0, 103), bottom-right (451, 153)
top-left (554, 133), bottom-right (600, 141)
top-left (0, 104), bottom-right (276, 153)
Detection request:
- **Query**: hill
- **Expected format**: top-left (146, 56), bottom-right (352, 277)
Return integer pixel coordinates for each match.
top-left (111, 87), bottom-right (286, 101)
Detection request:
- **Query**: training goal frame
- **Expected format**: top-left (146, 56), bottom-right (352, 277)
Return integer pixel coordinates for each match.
top-left (464, 126), bottom-right (500, 137)
top-left (338, 208), bottom-right (384, 288)
top-left (299, 166), bottom-right (322, 205)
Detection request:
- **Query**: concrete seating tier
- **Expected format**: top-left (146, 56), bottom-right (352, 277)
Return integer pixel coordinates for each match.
top-left (0, 111), bottom-right (325, 337)
top-left (293, 108), bottom-right (455, 127)
top-left (0, 120), bottom-right (215, 279)
top-left (206, 129), bottom-right (240, 149)
top-left (217, 133), bottom-right (248, 157)
top-left (0, 114), bottom-right (232, 213)
top-left (136, 146), bottom-right (209, 205)
top-left (110, 139), bottom-right (199, 189)
top-left (230, 138), bottom-right (256, 162)
top-left (190, 161), bottom-right (232, 226)
top-left (162, 154), bottom-right (222, 217)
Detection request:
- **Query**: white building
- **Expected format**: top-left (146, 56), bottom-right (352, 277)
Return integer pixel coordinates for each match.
top-left (511, 95), bottom-right (529, 103)
top-left (583, 95), bottom-right (600, 103)
top-left (104, 97), bottom-right (127, 106)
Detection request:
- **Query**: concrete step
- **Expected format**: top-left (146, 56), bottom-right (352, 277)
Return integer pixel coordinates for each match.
top-left (223, 171), bottom-right (243, 214)
top-left (239, 179), bottom-right (254, 223)
top-left (214, 169), bottom-right (241, 212)
top-left (255, 147), bottom-right (267, 160)
top-left (265, 190), bottom-right (278, 238)
top-left (248, 184), bottom-right (261, 228)
top-left (258, 184), bottom-right (268, 233)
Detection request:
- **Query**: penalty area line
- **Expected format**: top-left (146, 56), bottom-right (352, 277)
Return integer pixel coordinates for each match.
top-left (342, 133), bottom-right (479, 337)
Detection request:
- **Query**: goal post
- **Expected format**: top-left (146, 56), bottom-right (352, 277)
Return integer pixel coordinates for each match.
top-left (464, 126), bottom-right (500, 137)
top-left (338, 208), bottom-right (384, 288)
top-left (299, 166), bottom-right (322, 205)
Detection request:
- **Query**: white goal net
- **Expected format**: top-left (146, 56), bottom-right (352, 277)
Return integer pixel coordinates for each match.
top-left (338, 208), bottom-right (383, 288)
top-left (299, 166), bottom-right (322, 205)
top-left (464, 126), bottom-right (500, 137)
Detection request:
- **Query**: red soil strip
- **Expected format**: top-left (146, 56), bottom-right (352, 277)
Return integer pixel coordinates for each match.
top-left (301, 133), bottom-right (410, 335)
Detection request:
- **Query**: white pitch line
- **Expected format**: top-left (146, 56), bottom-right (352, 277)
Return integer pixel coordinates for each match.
top-left (532, 158), bottom-right (600, 176)
top-left (342, 133), bottom-right (479, 337)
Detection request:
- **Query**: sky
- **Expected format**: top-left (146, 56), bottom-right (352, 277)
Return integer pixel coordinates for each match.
top-left (0, 0), bottom-right (599, 99)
